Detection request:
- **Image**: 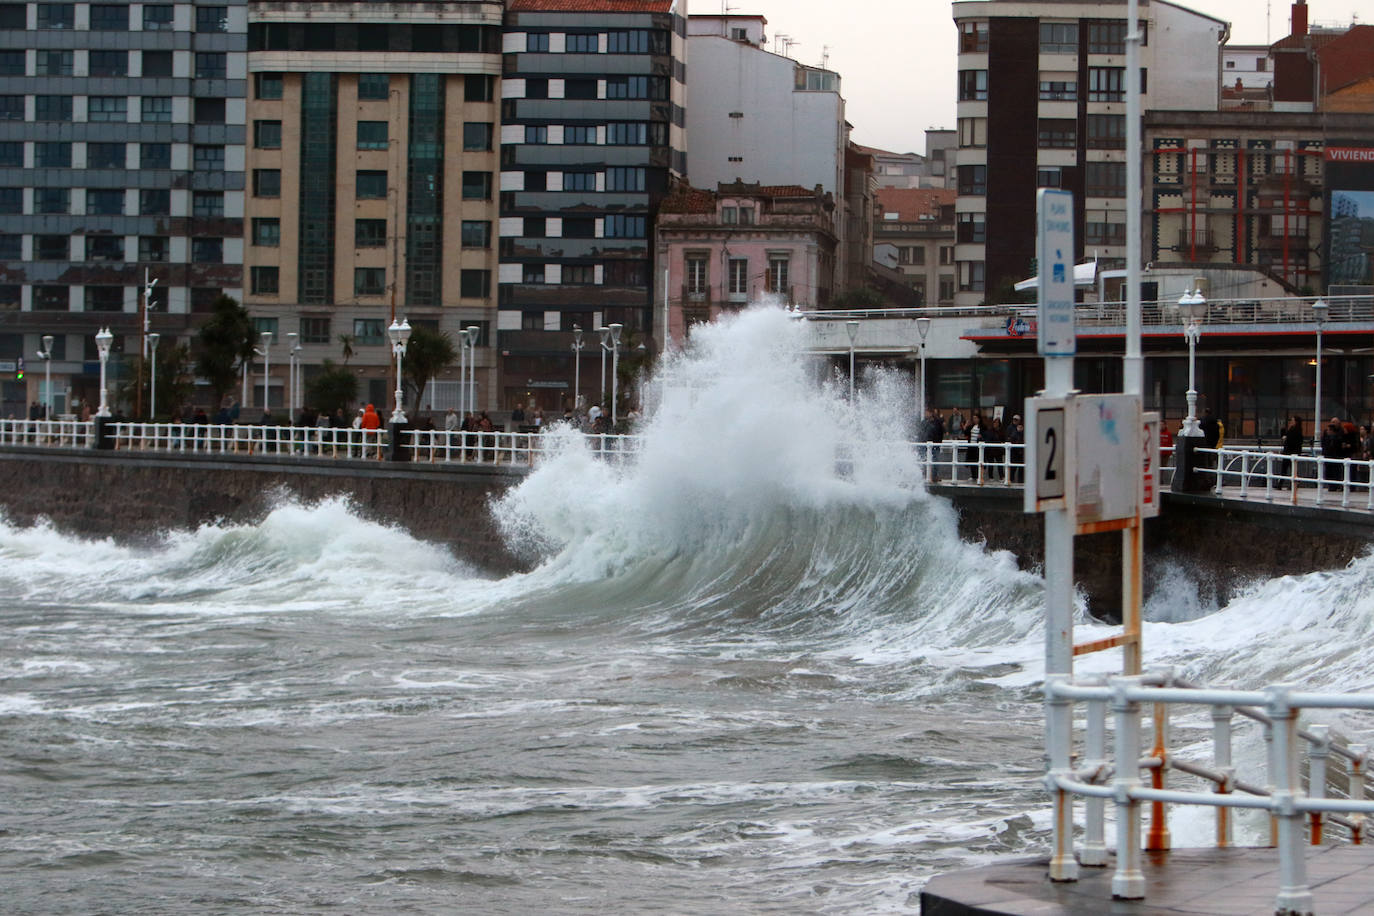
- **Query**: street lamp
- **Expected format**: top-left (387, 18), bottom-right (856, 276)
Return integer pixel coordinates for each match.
top-left (254, 330), bottom-right (273, 415)
top-left (846, 320), bottom-right (859, 399)
top-left (598, 326), bottom-right (611, 409)
top-left (36, 334), bottom-right (54, 420)
top-left (95, 327), bottom-right (113, 417)
top-left (457, 328), bottom-right (469, 417)
top-left (608, 323), bottom-right (623, 427)
top-left (571, 325), bottom-right (584, 412)
top-left (388, 318), bottom-right (411, 423)
top-left (916, 316), bottom-right (931, 418)
top-left (286, 331), bottom-right (302, 422)
top-left (1178, 289), bottom-right (1205, 437)
top-left (1313, 297), bottom-right (1328, 432)
top-left (466, 325), bottom-right (480, 415)
top-left (147, 332), bottom-right (160, 419)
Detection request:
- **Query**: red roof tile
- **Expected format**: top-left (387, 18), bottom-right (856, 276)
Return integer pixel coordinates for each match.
top-left (509, 0), bottom-right (673, 11)
top-left (875, 187), bottom-right (957, 222)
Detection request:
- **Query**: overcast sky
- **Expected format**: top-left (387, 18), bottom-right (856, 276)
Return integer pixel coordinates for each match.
top-left (720, 0), bottom-right (1374, 154)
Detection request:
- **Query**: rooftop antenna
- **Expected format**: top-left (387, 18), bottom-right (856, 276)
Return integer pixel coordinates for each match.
top-left (820, 44), bottom-right (830, 69)
top-left (1267, 0), bottom-right (1272, 45)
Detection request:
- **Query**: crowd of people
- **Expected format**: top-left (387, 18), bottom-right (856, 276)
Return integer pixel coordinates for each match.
top-left (913, 407), bottom-right (1026, 481)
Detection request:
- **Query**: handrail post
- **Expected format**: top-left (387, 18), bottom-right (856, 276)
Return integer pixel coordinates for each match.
top-left (1081, 683), bottom-right (1109, 867)
top-left (1111, 676), bottom-right (1145, 899)
top-left (1266, 685), bottom-right (1312, 915)
top-left (1213, 703), bottom-right (1234, 847)
top-left (1343, 459), bottom-right (1352, 509)
top-left (1044, 674), bottom-right (1079, 882)
top-left (1350, 743), bottom-right (1367, 845)
top-left (1308, 724), bottom-right (1330, 845)
top-left (1239, 452), bottom-right (1249, 499)
top-left (1147, 669), bottom-right (1172, 851)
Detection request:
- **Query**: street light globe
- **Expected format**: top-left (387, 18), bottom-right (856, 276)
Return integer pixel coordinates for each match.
top-left (41, 334), bottom-right (54, 354)
top-left (846, 320), bottom-right (860, 343)
top-left (609, 323), bottom-right (623, 345)
top-left (95, 326), bottom-right (113, 357)
top-left (260, 330), bottom-right (273, 346)
top-left (1312, 298), bottom-right (1329, 325)
top-left (148, 332), bottom-right (160, 348)
top-left (573, 325), bottom-right (583, 347)
top-left (916, 317), bottom-right (931, 341)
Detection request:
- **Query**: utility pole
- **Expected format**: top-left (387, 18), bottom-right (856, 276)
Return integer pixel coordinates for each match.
top-left (135, 269), bottom-right (157, 418)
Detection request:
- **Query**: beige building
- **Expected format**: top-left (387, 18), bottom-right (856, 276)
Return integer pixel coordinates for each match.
top-left (244, 0), bottom-right (503, 414)
top-left (874, 188), bottom-right (957, 306)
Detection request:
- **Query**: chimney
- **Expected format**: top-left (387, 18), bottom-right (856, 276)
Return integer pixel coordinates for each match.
top-left (1292, 0), bottom-right (1308, 37)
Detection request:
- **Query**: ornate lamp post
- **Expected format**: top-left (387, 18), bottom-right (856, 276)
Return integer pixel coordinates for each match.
top-left (571, 325), bottom-right (584, 411)
top-left (466, 325), bottom-right (480, 415)
top-left (95, 327), bottom-right (113, 417)
top-left (916, 316), bottom-right (931, 418)
top-left (1178, 289), bottom-right (1205, 437)
top-left (608, 322), bottom-right (623, 427)
top-left (388, 318), bottom-right (411, 423)
top-left (37, 334), bottom-right (54, 420)
top-left (254, 331), bottom-right (272, 414)
top-left (598, 326), bottom-right (611, 409)
top-left (147, 332), bottom-right (160, 419)
top-left (285, 331), bottom-right (301, 422)
top-left (457, 328), bottom-right (469, 417)
top-left (846, 319), bottom-right (859, 399)
top-left (1313, 297), bottom-right (1328, 431)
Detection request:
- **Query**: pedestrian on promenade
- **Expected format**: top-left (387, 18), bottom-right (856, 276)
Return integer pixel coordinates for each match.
top-left (1007, 414), bottom-right (1025, 483)
top-left (1280, 416), bottom-right (1303, 488)
top-left (1321, 416), bottom-right (1347, 491)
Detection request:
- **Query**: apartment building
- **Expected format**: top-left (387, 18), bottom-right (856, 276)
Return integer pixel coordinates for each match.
top-left (0, 0), bottom-right (247, 416)
top-left (241, 0), bottom-right (502, 413)
top-left (496, 0), bottom-right (688, 412)
top-left (950, 0), bottom-right (1226, 306)
top-left (873, 187), bottom-right (957, 306)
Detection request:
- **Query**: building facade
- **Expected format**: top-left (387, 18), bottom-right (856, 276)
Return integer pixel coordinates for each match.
top-left (874, 187), bottom-right (957, 306)
top-left (243, 0), bottom-right (503, 413)
top-left (496, 0), bottom-right (687, 413)
top-left (656, 180), bottom-right (837, 347)
top-left (0, 0), bottom-right (247, 417)
top-left (950, 0), bottom-right (1226, 306)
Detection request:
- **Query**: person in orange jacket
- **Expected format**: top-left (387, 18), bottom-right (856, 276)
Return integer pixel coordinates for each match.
top-left (359, 403), bottom-right (381, 430)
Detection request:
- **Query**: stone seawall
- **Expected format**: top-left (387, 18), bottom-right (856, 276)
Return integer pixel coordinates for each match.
top-left (1, 450), bottom-right (1370, 618)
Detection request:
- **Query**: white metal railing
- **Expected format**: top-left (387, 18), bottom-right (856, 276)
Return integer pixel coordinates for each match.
top-left (112, 422), bottom-right (391, 460)
top-left (400, 429), bottom-right (642, 466)
top-left (1205, 445), bottom-right (1374, 511)
top-left (1002, 293), bottom-right (1374, 331)
top-left (0, 418), bottom-right (93, 447)
top-left (1044, 670), bottom-right (1374, 912)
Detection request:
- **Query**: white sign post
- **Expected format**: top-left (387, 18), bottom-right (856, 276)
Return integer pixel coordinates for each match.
top-left (1037, 189), bottom-right (1076, 358)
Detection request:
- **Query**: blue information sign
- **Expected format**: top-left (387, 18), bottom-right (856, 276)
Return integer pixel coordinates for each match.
top-left (1036, 189), bottom-right (1076, 357)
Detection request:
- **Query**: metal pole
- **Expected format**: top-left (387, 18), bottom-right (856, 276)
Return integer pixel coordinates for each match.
top-left (609, 323), bottom-right (622, 428)
top-left (467, 325), bottom-right (479, 415)
top-left (95, 327), bottom-right (112, 417)
top-left (572, 325), bottom-right (583, 412)
top-left (599, 327), bottom-right (609, 407)
top-left (1314, 299), bottom-right (1327, 435)
top-left (846, 320), bottom-right (859, 399)
top-left (148, 333), bottom-right (159, 419)
top-left (40, 334), bottom-right (53, 420)
top-left (286, 332), bottom-right (298, 422)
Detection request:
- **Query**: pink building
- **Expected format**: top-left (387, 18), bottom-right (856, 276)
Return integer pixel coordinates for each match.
top-left (655, 181), bottom-right (838, 347)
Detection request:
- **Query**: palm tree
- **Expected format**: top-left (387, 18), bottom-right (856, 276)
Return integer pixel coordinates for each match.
top-left (402, 326), bottom-right (457, 414)
top-left (194, 295), bottom-right (253, 406)
top-left (337, 333), bottom-right (355, 365)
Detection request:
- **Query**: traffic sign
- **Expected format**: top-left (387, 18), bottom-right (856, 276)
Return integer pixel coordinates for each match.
top-left (1036, 188), bottom-right (1076, 357)
top-left (1025, 396), bottom-right (1071, 513)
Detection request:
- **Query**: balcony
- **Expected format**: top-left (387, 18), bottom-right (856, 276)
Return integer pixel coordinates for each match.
top-left (1175, 229), bottom-right (1219, 255)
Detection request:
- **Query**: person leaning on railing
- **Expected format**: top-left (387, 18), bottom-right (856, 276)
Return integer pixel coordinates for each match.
top-left (1279, 416), bottom-right (1303, 489)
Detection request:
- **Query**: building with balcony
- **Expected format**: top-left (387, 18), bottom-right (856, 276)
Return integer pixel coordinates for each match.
top-left (874, 187), bottom-right (957, 306)
top-left (656, 181), bottom-right (837, 347)
top-left (0, 0), bottom-right (247, 417)
top-left (497, 0), bottom-right (687, 413)
top-left (243, 0), bottom-right (503, 414)
top-left (950, 0), bottom-right (1226, 307)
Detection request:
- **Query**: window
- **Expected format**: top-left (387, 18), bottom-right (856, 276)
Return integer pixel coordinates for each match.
top-left (354, 318), bottom-right (384, 345)
top-left (526, 32), bottom-right (549, 52)
top-left (35, 51), bottom-right (73, 76)
top-left (564, 125), bottom-right (596, 144)
top-left (251, 266), bottom-right (280, 295)
top-left (564, 265), bottom-right (595, 284)
top-left (356, 170), bottom-right (386, 198)
top-left (0, 51), bottom-right (21, 75)
top-left (1037, 167), bottom-right (1063, 188)
top-left (1040, 22), bottom-right (1077, 54)
top-left (766, 256), bottom-right (790, 294)
top-left (739, 207), bottom-right (754, 225)
top-left (356, 121), bottom-right (388, 150)
top-left (192, 238), bottom-right (223, 263)
top-left (36, 142), bottom-right (72, 167)
top-left (606, 167), bottom-right (645, 192)
top-left (1039, 80), bottom-right (1077, 101)
top-left (959, 21), bottom-right (988, 52)
top-left (36, 236), bottom-right (70, 260)
top-left (252, 317), bottom-right (279, 338)
top-left (959, 261), bottom-right (985, 293)
top-left (141, 97), bottom-right (172, 122)
top-left (566, 33), bottom-right (597, 53)
top-left (957, 212), bottom-right (986, 243)
top-left (521, 311), bottom-right (542, 330)
top-left (89, 3), bottom-right (129, 29)
top-left (721, 206), bottom-right (737, 224)
top-left (195, 52), bottom-right (226, 79)
top-left (86, 236), bottom-right (124, 261)
top-left (1085, 161), bottom-right (1126, 197)
top-left (354, 268), bottom-right (385, 296)
top-left (958, 70), bottom-right (987, 101)
top-left (685, 257), bottom-right (708, 297)
top-left (464, 75), bottom-right (494, 102)
top-left (0, 143), bottom-right (20, 167)
top-left (85, 286), bottom-right (123, 312)
top-left (0, 96), bottom-right (18, 121)
top-left (35, 188), bottom-right (70, 213)
top-left (0, 234), bottom-right (18, 260)
top-left (1087, 20), bottom-right (1143, 54)
top-left (194, 145), bottom-right (225, 172)
top-left (140, 189), bottom-right (170, 215)
top-left (526, 78), bottom-right (548, 99)
top-left (1037, 119), bottom-right (1076, 148)
top-left (252, 218), bottom-right (280, 247)
top-left (142, 5), bottom-right (173, 30)
top-left (33, 286), bottom-right (69, 311)
top-left (564, 78), bottom-right (597, 99)
top-left (958, 117), bottom-right (986, 148)
top-left (355, 219), bottom-right (385, 247)
top-left (604, 215), bottom-right (645, 238)
top-left (194, 98), bottom-right (225, 123)
top-left (563, 217), bottom-right (594, 238)
top-left (256, 73), bottom-right (283, 100)
top-left (196, 5), bottom-right (228, 32)
top-left (0, 4), bottom-right (20, 28)
top-left (142, 50), bottom-right (173, 77)
top-left (89, 50), bottom-right (127, 77)
top-left (607, 29), bottom-right (659, 53)
top-left (253, 169), bottom-right (281, 198)
top-left (525, 171), bottom-right (546, 191)
top-left (603, 262), bottom-right (646, 287)
top-left (1086, 221), bottom-right (1126, 246)
top-left (0, 188), bottom-right (19, 214)
top-left (142, 143), bottom-right (171, 168)
top-left (462, 171), bottom-right (491, 200)
top-left (35, 96), bottom-right (73, 122)
top-left (460, 269), bottom-right (490, 298)
top-left (1088, 67), bottom-right (1125, 102)
top-left (1087, 114), bottom-right (1125, 149)
top-left (37, 4), bottom-right (74, 29)
top-left (524, 125), bottom-right (548, 144)
top-left (606, 76), bottom-right (663, 99)
top-left (192, 191), bottom-right (222, 217)
top-left (255, 120), bottom-right (282, 149)
top-left (461, 221), bottom-right (490, 248)
top-left (88, 97), bottom-right (128, 123)
top-left (957, 164), bottom-right (987, 196)
top-left (728, 258), bottom-right (748, 297)
top-left (300, 317), bottom-right (330, 344)
top-left (522, 264), bottom-right (545, 284)
top-left (89, 189), bottom-right (125, 214)
top-left (139, 236), bottom-right (168, 262)
top-left (606, 122), bottom-right (648, 145)
top-left (563, 172), bottom-right (595, 192)
top-left (523, 217), bottom-right (546, 238)
top-left (464, 122), bottom-right (492, 151)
